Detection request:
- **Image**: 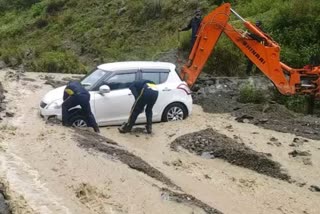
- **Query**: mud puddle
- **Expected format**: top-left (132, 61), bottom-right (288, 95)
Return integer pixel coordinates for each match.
top-left (171, 128), bottom-right (290, 181)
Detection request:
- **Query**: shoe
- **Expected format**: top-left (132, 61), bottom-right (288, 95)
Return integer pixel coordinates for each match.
top-left (93, 126), bottom-right (100, 133)
top-left (118, 123), bottom-right (130, 134)
top-left (145, 125), bottom-right (152, 134)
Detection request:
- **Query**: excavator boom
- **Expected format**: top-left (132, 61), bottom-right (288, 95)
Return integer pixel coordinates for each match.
top-left (180, 3), bottom-right (320, 97)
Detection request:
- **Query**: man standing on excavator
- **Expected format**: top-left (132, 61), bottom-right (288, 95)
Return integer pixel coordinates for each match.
top-left (118, 80), bottom-right (158, 134)
top-left (179, 9), bottom-right (202, 48)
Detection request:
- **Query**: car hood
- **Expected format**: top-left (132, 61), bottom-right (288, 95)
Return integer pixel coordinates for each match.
top-left (42, 86), bottom-right (66, 104)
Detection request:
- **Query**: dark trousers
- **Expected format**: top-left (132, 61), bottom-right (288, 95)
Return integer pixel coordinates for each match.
top-left (246, 58), bottom-right (254, 75)
top-left (62, 94), bottom-right (98, 128)
top-left (127, 89), bottom-right (158, 129)
top-left (190, 36), bottom-right (196, 50)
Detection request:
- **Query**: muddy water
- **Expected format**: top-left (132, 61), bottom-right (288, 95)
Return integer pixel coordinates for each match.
top-left (0, 70), bottom-right (319, 213)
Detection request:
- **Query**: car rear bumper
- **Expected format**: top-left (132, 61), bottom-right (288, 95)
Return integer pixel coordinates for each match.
top-left (186, 96), bottom-right (193, 116)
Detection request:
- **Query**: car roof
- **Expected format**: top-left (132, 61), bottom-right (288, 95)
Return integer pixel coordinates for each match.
top-left (97, 61), bottom-right (176, 72)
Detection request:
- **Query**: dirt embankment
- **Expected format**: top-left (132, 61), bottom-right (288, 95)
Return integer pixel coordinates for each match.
top-left (171, 128), bottom-right (291, 181)
top-left (193, 75), bottom-right (320, 140)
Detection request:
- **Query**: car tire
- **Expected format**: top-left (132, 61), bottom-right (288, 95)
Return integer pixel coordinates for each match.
top-left (162, 103), bottom-right (188, 122)
top-left (69, 115), bottom-right (88, 128)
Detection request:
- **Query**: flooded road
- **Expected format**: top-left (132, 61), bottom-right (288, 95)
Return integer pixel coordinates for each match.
top-left (0, 69), bottom-right (319, 213)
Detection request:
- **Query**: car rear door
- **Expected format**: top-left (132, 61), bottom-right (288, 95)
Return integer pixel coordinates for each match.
top-left (93, 70), bottom-right (137, 125)
top-left (138, 69), bottom-right (170, 122)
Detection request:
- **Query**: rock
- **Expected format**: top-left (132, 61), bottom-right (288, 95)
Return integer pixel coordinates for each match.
top-left (274, 142), bottom-right (282, 147)
top-left (258, 118), bottom-right (268, 123)
top-left (5, 112), bottom-right (14, 117)
top-left (204, 174), bottom-right (211, 179)
top-left (270, 137), bottom-right (278, 142)
top-left (225, 125), bottom-right (233, 129)
top-left (302, 158), bottom-right (312, 165)
top-left (309, 185), bottom-right (320, 192)
top-left (118, 7), bottom-right (127, 15)
top-left (288, 150), bottom-right (311, 157)
top-left (262, 104), bottom-right (270, 113)
top-left (0, 61), bottom-right (6, 69)
top-left (293, 137), bottom-right (300, 143)
top-left (235, 115), bottom-right (254, 123)
top-left (172, 159), bottom-right (183, 167)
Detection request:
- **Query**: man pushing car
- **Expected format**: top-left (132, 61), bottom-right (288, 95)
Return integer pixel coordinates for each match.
top-left (62, 81), bottom-right (100, 133)
top-left (118, 80), bottom-right (159, 134)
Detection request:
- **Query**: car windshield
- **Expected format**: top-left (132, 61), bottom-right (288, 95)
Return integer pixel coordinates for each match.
top-left (81, 69), bottom-right (110, 90)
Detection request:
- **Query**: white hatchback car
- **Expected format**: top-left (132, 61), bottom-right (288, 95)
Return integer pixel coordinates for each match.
top-left (40, 61), bottom-right (193, 127)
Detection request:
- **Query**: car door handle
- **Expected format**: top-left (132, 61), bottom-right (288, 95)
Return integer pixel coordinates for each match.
top-left (128, 93), bottom-right (133, 96)
top-left (162, 88), bottom-right (171, 91)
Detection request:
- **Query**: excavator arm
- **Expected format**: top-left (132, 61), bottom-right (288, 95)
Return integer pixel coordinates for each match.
top-left (180, 3), bottom-right (320, 97)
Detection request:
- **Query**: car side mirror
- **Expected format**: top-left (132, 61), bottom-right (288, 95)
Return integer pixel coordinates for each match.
top-left (99, 85), bottom-right (110, 94)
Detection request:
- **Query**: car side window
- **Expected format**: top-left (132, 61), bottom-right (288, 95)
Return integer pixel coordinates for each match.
top-left (106, 73), bottom-right (136, 90)
top-left (141, 69), bottom-right (169, 84)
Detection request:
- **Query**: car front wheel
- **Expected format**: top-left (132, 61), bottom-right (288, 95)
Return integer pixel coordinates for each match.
top-left (69, 115), bottom-right (88, 128)
top-left (162, 103), bottom-right (188, 122)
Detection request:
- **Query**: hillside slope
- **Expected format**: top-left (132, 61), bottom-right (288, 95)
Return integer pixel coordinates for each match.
top-left (0, 0), bottom-right (319, 75)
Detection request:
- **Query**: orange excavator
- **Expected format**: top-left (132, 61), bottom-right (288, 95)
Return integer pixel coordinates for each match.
top-left (180, 3), bottom-right (320, 98)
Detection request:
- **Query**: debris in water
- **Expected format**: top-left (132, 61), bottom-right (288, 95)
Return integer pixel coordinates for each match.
top-left (171, 128), bottom-right (290, 181)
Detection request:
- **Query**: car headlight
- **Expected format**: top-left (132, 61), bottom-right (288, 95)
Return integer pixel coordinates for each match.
top-left (47, 100), bottom-right (63, 109)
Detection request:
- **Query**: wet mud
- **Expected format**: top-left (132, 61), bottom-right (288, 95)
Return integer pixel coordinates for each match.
top-left (43, 75), bottom-right (82, 88)
top-left (0, 183), bottom-right (11, 214)
top-left (0, 83), bottom-right (11, 214)
top-left (74, 130), bottom-right (179, 189)
top-left (0, 82), bottom-right (5, 112)
top-left (171, 128), bottom-right (290, 181)
top-left (194, 76), bottom-right (320, 140)
top-left (161, 188), bottom-right (222, 214)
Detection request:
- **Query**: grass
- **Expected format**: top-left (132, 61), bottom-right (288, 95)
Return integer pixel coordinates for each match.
top-left (0, 0), bottom-right (318, 75)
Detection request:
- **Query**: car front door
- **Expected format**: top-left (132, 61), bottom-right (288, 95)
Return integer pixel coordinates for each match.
top-left (93, 71), bottom-right (137, 125)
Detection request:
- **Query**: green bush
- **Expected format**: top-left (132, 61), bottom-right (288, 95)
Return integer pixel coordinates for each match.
top-left (272, 89), bottom-right (310, 113)
top-left (0, 48), bottom-right (23, 66)
top-left (30, 51), bottom-right (86, 73)
top-left (239, 83), bottom-right (267, 104)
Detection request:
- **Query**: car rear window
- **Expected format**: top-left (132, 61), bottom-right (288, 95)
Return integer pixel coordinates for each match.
top-left (141, 69), bottom-right (169, 84)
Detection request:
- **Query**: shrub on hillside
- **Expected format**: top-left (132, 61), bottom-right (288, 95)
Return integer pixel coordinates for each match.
top-left (0, 0), bottom-right (40, 10)
top-left (30, 51), bottom-right (86, 73)
top-left (46, 0), bottom-right (66, 15)
top-left (239, 83), bottom-right (267, 104)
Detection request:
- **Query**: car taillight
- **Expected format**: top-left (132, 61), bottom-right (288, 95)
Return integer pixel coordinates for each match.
top-left (177, 83), bottom-right (192, 95)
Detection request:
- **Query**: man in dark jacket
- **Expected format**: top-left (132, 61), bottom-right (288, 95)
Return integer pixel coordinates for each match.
top-left (62, 81), bottom-right (100, 133)
top-left (180, 9), bottom-right (202, 48)
top-left (118, 80), bottom-right (159, 134)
